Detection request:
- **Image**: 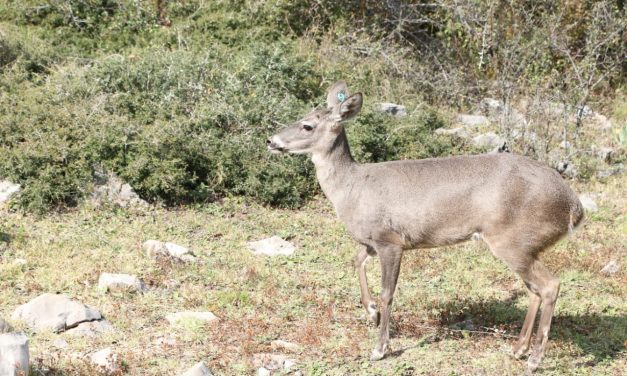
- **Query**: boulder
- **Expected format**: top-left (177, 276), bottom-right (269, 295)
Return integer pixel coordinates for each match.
top-left (65, 320), bottom-right (114, 337)
top-left (247, 236), bottom-right (295, 256)
top-left (600, 261), bottom-right (620, 276)
top-left (90, 347), bottom-right (120, 375)
top-left (456, 114), bottom-right (488, 128)
top-left (0, 180), bottom-right (20, 204)
top-left (472, 132), bottom-right (505, 150)
top-left (166, 311), bottom-right (218, 325)
top-left (143, 240), bottom-right (197, 263)
top-left (11, 293), bottom-right (102, 333)
top-left (435, 127), bottom-right (470, 138)
top-left (374, 103), bottom-right (406, 117)
top-left (252, 353), bottom-right (296, 372)
top-left (92, 169), bottom-right (147, 208)
top-left (0, 332), bottom-right (29, 376)
top-left (180, 361), bottom-right (213, 376)
top-left (98, 273), bottom-right (145, 293)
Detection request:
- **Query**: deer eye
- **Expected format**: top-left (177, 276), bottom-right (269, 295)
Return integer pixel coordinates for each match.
top-left (302, 124), bottom-right (314, 132)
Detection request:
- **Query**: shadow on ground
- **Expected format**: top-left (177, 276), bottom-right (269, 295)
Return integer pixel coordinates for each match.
top-left (394, 291), bottom-right (626, 365)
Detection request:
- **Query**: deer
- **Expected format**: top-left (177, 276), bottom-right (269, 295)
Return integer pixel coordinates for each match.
top-left (266, 81), bottom-right (584, 371)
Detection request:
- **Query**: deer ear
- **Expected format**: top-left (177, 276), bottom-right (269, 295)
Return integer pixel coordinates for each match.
top-left (331, 93), bottom-right (363, 123)
top-left (326, 81), bottom-right (349, 108)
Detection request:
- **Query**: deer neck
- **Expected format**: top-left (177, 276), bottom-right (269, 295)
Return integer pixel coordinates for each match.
top-left (311, 128), bottom-right (357, 209)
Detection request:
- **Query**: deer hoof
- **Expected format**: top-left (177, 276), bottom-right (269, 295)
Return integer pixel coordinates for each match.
top-left (526, 355), bottom-right (541, 372)
top-left (512, 344), bottom-right (529, 359)
top-left (369, 348), bottom-right (385, 361)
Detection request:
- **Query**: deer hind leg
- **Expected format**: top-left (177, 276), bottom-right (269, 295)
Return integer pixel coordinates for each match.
top-left (355, 245), bottom-right (380, 326)
top-left (523, 260), bottom-right (560, 371)
top-left (370, 244), bottom-right (403, 361)
top-left (488, 242), bottom-right (560, 371)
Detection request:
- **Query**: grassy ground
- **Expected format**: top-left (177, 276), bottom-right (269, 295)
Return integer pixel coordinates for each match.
top-left (0, 175), bottom-right (625, 376)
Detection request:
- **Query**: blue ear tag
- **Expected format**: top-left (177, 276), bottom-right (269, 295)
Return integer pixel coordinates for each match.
top-left (337, 91), bottom-right (346, 103)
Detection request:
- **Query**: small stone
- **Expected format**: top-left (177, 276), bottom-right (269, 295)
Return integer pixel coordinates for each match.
top-left (0, 317), bottom-right (13, 334)
top-left (375, 103), bottom-right (407, 117)
top-left (52, 338), bottom-right (68, 349)
top-left (559, 140), bottom-right (572, 149)
top-left (65, 320), bottom-right (114, 337)
top-left (91, 169), bottom-right (147, 208)
top-left (579, 195), bottom-right (598, 213)
top-left (456, 114), bottom-right (488, 127)
top-left (143, 240), bottom-right (196, 262)
top-left (270, 339), bottom-right (301, 353)
top-left (556, 161), bottom-right (577, 178)
top-left (258, 367), bottom-right (271, 376)
top-left (155, 335), bottom-right (177, 347)
top-left (166, 311), bottom-right (218, 325)
top-left (462, 319), bottom-right (475, 331)
top-left (284, 359), bottom-right (296, 370)
top-left (247, 236), bottom-right (295, 256)
top-left (596, 147), bottom-right (614, 163)
top-left (480, 98), bottom-right (504, 115)
top-left (601, 261), bottom-right (620, 276)
top-left (0, 180), bottom-right (20, 204)
top-left (435, 127), bottom-right (470, 138)
top-left (472, 132), bottom-right (505, 150)
top-left (0, 332), bottom-right (29, 376)
top-left (13, 258), bottom-right (27, 265)
top-left (12, 293), bottom-right (102, 333)
top-left (98, 273), bottom-right (145, 293)
top-left (90, 347), bottom-right (120, 375)
top-left (180, 361), bottom-right (213, 376)
top-left (252, 353), bottom-right (293, 371)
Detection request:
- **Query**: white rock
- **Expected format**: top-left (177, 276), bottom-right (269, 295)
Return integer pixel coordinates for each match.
top-left (579, 195), bottom-right (598, 213)
top-left (247, 236), bottom-right (295, 256)
top-left (90, 347), bottom-right (120, 375)
top-left (0, 180), bottom-right (20, 204)
top-left (480, 98), bottom-right (504, 114)
top-left (52, 338), bottom-right (69, 349)
top-left (472, 132), bottom-right (505, 150)
top-left (258, 367), bottom-right (271, 376)
top-left (180, 361), bottom-right (213, 376)
top-left (165, 242), bottom-right (190, 258)
top-left (456, 114), bottom-right (488, 127)
top-left (601, 261), bottom-right (620, 276)
top-left (0, 332), bottom-right (29, 376)
top-left (270, 339), bottom-right (301, 353)
top-left (252, 353), bottom-right (294, 371)
top-left (13, 258), bottom-right (27, 266)
top-left (559, 140), bottom-right (572, 149)
top-left (91, 169), bottom-right (147, 208)
top-left (596, 147), bottom-right (613, 163)
top-left (166, 311), bottom-right (218, 325)
top-left (11, 293), bottom-right (102, 333)
top-left (65, 320), bottom-right (114, 337)
top-left (98, 273), bottom-right (145, 293)
top-left (0, 317), bottom-right (13, 334)
top-left (435, 127), bottom-right (470, 138)
top-left (155, 335), bottom-right (177, 347)
top-left (375, 103), bottom-right (406, 117)
top-left (284, 359), bottom-right (296, 370)
top-left (143, 240), bottom-right (196, 262)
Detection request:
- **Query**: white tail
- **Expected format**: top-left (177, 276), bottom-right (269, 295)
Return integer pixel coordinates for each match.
top-left (267, 81), bottom-right (584, 371)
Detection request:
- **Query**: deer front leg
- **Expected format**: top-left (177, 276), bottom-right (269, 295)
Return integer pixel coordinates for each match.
top-left (370, 244), bottom-right (403, 361)
top-left (355, 245), bottom-right (379, 326)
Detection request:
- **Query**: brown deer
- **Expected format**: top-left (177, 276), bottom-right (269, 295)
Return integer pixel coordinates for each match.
top-left (266, 81), bottom-right (583, 371)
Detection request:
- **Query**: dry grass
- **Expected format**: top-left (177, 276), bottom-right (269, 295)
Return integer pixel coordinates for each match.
top-left (0, 175), bottom-right (625, 375)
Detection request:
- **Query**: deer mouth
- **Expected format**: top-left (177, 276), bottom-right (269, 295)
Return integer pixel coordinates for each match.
top-left (266, 137), bottom-right (287, 153)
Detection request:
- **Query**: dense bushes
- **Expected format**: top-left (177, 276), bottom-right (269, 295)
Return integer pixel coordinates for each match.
top-left (0, 0), bottom-right (623, 212)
